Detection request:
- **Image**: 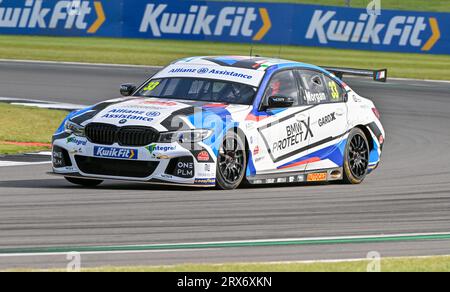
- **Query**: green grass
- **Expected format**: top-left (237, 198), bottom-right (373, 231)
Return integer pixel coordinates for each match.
top-left (0, 144), bottom-right (51, 155)
top-left (239, 0), bottom-right (450, 12)
top-left (0, 104), bottom-right (67, 155)
top-left (1, 35), bottom-right (449, 80)
top-left (13, 256), bottom-right (450, 272)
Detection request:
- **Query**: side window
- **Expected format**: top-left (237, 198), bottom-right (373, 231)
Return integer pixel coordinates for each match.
top-left (323, 75), bottom-right (345, 103)
top-left (299, 71), bottom-right (329, 105)
top-left (264, 70), bottom-right (300, 106)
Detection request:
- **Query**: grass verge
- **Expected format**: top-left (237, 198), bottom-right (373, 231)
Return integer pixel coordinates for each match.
top-left (0, 35), bottom-right (449, 80)
top-left (13, 256), bottom-right (450, 272)
top-left (0, 104), bottom-right (67, 155)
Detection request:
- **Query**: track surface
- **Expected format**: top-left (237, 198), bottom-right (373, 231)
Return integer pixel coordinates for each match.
top-left (1, 60), bottom-right (450, 269)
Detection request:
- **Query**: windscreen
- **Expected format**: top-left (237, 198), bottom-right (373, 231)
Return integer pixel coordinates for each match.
top-left (135, 78), bottom-right (257, 105)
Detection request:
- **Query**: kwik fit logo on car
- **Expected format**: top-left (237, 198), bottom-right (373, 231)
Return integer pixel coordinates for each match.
top-left (0, 0), bottom-right (105, 33)
top-left (94, 146), bottom-right (138, 160)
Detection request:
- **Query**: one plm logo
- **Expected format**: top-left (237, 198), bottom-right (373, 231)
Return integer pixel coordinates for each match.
top-left (139, 4), bottom-right (271, 41)
top-left (0, 0), bottom-right (105, 33)
top-left (94, 146), bottom-right (138, 160)
top-left (306, 10), bottom-right (441, 51)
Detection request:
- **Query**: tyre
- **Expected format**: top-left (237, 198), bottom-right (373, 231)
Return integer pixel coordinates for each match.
top-left (65, 177), bottom-right (103, 187)
top-left (216, 130), bottom-right (248, 190)
top-left (342, 128), bottom-right (370, 184)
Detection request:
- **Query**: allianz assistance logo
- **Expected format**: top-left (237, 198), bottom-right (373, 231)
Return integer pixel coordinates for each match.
top-left (306, 10), bottom-right (441, 51)
top-left (0, 0), bottom-right (105, 33)
top-left (139, 4), bottom-right (272, 41)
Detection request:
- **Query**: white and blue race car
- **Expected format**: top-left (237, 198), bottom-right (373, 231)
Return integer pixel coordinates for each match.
top-left (52, 56), bottom-right (386, 190)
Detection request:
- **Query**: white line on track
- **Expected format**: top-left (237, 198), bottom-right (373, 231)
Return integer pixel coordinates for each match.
top-left (0, 249), bottom-right (219, 258)
top-left (0, 96), bottom-right (86, 110)
top-left (88, 231), bottom-right (450, 248)
top-left (1, 231), bottom-right (449, 257)
top-left (27, 151), bottom-right (52, 156)
top-left (0, 58), bottom-right (162, 70)
top-left (0, 161), bottom-right (51, 167)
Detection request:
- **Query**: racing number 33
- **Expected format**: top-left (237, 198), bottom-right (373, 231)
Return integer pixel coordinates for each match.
top-left (143, 81), bottom-right (160, 92)
top-left (328, 81), bottom-right (340, 100)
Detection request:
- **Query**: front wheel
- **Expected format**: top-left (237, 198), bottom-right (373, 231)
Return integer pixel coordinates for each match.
top-left (342, 128), bottom-right (370, 184)
top-left (65, 177), bottom-right (103, 187)
top-left (216, 131), bottom-right (248, 190)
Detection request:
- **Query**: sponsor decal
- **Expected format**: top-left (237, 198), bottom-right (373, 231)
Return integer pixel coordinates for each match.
top-left (194, 178), bottom-right (216, 185)
top-left (307, 172), bottom-right (327, 182)
top-left (306, 10), bottom-right (441, 52)
top-left (197, 151), bottom-right (210, 162)
top-left (101, 108), bottom-right (160, 122)
top-left (253, 145), bottom-right (260, 156)
top-left (146, 144), bottom-right (176, 154)
top-left (141, 100), bottom-right (178, 107)
top-left (146, 144), bottom-right (176, 159)
top-left (139, 4), bottom-right (271, 41)
top-left (52, 149), bottom-right (65, 168)
top-left (174, 160), bottom-right (195, 178)
top-left (318, 112), bottom-right (336, 127)
top-left (67, 137), bottom-right (87, 146)
top-left (0, 0), bottom-right (105, 33)
top-left (197, 67), bottom-right (209, 74)
top-left (94, 146), bottom-right (138, 160)
top-left (250, 174), bottom-right (305, 185)
top-left (168, 68), bottom-right (197, 74)
top-left (272, 117), bottom-right (313, 155)
top-left (196, 163), bottom-right (214, 178)
top-left (156, 154), bottom-right (171, 160)
top-left (305, 91), bottom-right (327, 104)
top-left (167, 67), bottom-right (253, 80)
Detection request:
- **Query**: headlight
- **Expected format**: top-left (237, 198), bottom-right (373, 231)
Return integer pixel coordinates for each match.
top-left (158, 129), bottom-right (213, 143)
top-left (64, 120), bottom-right (85, 137)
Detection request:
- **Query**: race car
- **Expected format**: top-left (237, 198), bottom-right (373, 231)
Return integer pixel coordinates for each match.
top-left (52, 56), bottom-right (386, 190)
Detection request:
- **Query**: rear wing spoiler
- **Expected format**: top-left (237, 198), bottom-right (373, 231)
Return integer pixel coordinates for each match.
top-left (321, 67), bottom-right (388, 83)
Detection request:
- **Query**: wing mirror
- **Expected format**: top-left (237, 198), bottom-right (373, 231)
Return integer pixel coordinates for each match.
top-left (267, 96), bottom-right (295, 109)
top-left (120, 83), bottom-right (136, 96)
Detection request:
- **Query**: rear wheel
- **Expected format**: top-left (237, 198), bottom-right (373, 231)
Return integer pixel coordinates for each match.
top-left (343, 128), bottom-right (369, 184)
top-left (216, 131), bottom-right (247, 190)
top-left (65, 177), bottom-right (103, 187)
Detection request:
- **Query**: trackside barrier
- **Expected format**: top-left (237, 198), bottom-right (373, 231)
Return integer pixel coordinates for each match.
top-left (0, 0), bottom-right (448, 54)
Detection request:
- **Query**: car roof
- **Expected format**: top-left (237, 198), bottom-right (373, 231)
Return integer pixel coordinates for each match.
top-left (172, 56), bottom-right (325, 72)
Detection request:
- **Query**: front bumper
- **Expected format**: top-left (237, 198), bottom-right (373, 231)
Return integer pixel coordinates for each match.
top-left (52, 135), bottom-right (217, 187)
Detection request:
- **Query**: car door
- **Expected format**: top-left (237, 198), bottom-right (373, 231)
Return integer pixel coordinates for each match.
top-left (256, 69), bottom-right (313, 174)
top-left (296, 69), bottom-right (349, 171)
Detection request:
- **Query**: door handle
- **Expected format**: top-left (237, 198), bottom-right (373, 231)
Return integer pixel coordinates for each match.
top-left (336, 109), bottom-right (345, 116)
top-left (296, 113), bottom-right (307, 121)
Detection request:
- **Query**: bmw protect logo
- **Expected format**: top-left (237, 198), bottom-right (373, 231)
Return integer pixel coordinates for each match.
top-left (119, 119), bottom-right (127, 124)
top-left (197, 68), bottom-right (209, 74)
